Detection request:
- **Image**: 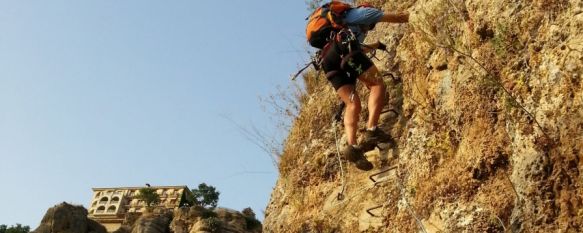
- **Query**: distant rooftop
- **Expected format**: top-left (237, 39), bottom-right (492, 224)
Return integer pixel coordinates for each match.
top-left (92, 185), bottom-right (189, 191)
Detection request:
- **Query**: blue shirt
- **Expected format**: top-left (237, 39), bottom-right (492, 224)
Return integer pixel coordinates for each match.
top-left (344, 7), bottom-right (384, 42)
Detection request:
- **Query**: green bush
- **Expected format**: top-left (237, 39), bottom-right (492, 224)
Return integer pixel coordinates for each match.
top-left (241, 207), bottom-right (261, 230)
top-left (245, 216), bottom-right (262, 230)
top-left (190, 183), bottom-right (220, 209)
top-left (201, 209), bottom-right (218, 219)
top-left (0, 224), bottom-right (30, 233)
top-left (135, 187), bottom-right (160, 207)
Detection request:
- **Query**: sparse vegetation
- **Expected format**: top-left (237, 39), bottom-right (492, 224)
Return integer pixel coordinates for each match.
top-left (190, 183), bottom-right (220, 209)
top-left (135, 187), bottom-right (160, 207)
top-left (242, 207), bottom-right (261, 230)
top-left (491, 22), bottom-right (510, 57)
top-left (202, 217), bottom-right (222, 233)
top-left (266, 0), bottom-right (582, 232)
top-left (200, 208), bottom-right (218, 219)
top-left (0, 224), bottom-right (30, 233)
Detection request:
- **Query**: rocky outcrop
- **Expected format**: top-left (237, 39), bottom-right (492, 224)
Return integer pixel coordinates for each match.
top-left (170, 207), bottom-right (262, 233)
top-left (265, 0), bottom-right (582, 232)
top-left (129, 211), bottom-right (172, 233)
top-left (33, 202), bottom-right (106, 233)
top-left (112, 206), bottom-right (262, 233)
top-left (34, 204), bottom-right (261, 233)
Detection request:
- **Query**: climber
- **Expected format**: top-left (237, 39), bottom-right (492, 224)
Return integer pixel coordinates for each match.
top-left (308, 2), bottom-right (409, 171)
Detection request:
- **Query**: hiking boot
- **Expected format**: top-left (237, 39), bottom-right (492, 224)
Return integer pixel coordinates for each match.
top-left (342, 145), bottom-right (364, 162)
top-left (360, 128), bottom-right (393, 152)
top-left (342, 145), bottom-right (374, 171)
top-left (355, 158), bottom-right (374, 171)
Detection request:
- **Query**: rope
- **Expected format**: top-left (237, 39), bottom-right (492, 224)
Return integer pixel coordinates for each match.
top-left (323, 180), bottom-right (378, 214)
top-left (333, 121), bottom-right (347, 200)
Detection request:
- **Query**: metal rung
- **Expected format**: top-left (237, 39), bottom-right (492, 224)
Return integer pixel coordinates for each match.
top-left (337, 192), bottom-right (345, 201)
top-left (369, 166), bottom-right (397, 184)
top-left (366, 205), bottom-right (383, 217)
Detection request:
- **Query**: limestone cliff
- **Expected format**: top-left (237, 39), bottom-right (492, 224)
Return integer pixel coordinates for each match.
top-left (33, 203), bottom-right (261, 233)
top-left (264, 0), bottom-right (582, 232)
top-left (114, 207), bottom-right (261, 233)
top-left (32, 202), bottom-right (107, 233)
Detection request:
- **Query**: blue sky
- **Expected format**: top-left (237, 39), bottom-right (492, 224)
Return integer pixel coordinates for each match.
top-left (0, 0), bottom-right (309, 226)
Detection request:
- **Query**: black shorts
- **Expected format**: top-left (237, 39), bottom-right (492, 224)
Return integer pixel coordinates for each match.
top-left (321, 41), bottom-right (374, 90)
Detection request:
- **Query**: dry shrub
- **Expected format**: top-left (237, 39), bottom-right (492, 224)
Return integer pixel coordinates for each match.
top-left (413, 158), bottom-right (480, 215)
top-left (534, 0), bottom-right (571, 20)
top-left (279, 70), bottom-right (337, 176)
top-left (412, 0), bottom-right (468, 50)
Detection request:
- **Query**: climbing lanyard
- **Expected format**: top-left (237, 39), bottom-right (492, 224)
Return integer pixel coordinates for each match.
top-left (291, 50), bottom-right (322, 80)
top-left (333, 102), bottom-right (347, 200)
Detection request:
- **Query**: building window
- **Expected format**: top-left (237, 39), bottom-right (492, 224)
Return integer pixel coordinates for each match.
top-left (111, 196), bottom-right (120, 204)
top-left (89, 209), bottom-right (94, 215)
top-left (107, 206), bottom-right (116, 213)
top-left (96, 206), bottom-right (106, 214)
top-left (99, 197), bottom-right (108, 205)
top-left (92, 201), bottom-right (97, 207)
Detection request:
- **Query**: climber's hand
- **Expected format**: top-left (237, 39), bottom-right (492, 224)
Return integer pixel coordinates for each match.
top-left (380, 12), bottom-right (410, 23)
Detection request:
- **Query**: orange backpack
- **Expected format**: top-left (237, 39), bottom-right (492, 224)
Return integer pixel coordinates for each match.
top-left (305, 1), bottom-right (353, 49)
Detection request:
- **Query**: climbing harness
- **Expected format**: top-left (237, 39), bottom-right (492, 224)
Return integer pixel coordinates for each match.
top-left (291, 51), bottom-right (323, 80)
top-left (292, 39), bottom-right (388, 82)
top-left (335, 29), bottom-right (361, 73)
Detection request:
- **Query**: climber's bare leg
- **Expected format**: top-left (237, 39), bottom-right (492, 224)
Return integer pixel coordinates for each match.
top-left (337, 84), bottom-right (361, 145)
top-left (358, 66), bottom-right (386, 129)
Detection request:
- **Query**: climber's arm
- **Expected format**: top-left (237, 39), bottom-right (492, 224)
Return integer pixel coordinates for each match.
top-left (379, 12), bottom-right (409, 23)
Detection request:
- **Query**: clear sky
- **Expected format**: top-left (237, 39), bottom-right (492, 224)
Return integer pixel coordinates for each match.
top-left (0, 0), bottom-right (309, 226)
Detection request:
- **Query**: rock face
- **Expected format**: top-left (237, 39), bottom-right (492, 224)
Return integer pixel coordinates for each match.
top-left (265, 0), bottom-right (582, 232)
top-left (130, 211), bottom-right (172, 233)
top-left (33, 202), bottom-right (107, 233)
top-left (107, 207), bottom-right (261, 233)
top-left (113, 207), bottom-right (261, 233)
top-left (34, 204), bottom-right (261, 233)
top-left (170, 207), bottom-right (262, 233)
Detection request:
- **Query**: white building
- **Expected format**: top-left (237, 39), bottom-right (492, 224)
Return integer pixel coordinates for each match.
top-left (88, 186), bottom-right (191, 232)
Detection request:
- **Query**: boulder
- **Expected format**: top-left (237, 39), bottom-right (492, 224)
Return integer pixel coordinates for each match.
top-left (130, 211), bottom-right (172, 233)
top-left (32, 202), bottom-right (106, 233)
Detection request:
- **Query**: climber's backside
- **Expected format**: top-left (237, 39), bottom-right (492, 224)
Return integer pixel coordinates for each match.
top-left (305, 1), bottom-right (409, 171)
